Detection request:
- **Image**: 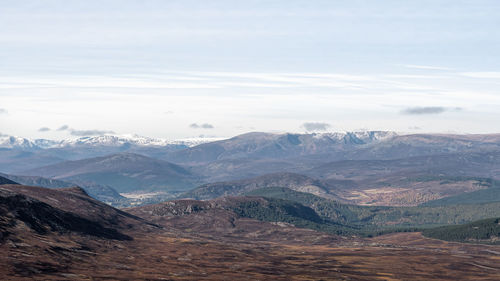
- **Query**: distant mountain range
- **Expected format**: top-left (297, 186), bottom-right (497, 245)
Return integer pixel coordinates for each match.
top-left (2, 131), bottom-right (500, 207)
top-left (0, 134), bottom-right (220, 173)
top-left (164, 131), bottom-right (397, 164)
top-left (0, 134), bottom-right (219, 150)
top-left (167, 131), bottom-right (500, 183)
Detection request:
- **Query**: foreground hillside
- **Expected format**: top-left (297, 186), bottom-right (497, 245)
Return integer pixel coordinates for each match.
top-left (2, 182), bottom-right (500, 280)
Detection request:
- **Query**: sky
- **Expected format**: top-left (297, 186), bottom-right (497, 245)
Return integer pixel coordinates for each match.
top-left (1, 0), bottom-right (500, 140)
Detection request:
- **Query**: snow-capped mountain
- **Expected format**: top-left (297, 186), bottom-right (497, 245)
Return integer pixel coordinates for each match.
top-left (0, 132), bottom-right (397, 151)
top-left (55, 135), bottom-right (221, 148)
top-left (311, 131), bottom-right (398, 143)
top-left (0, 135), bottom-right (56, 150)
top-left (0, 134), bottom-right (222, 150)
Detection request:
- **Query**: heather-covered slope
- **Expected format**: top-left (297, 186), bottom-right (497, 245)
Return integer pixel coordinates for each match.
top-left (2, 184), bottom-right (500, 280)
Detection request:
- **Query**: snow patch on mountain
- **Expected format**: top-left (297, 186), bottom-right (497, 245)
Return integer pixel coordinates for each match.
top-left (0, 134), bottom-right (223, 150)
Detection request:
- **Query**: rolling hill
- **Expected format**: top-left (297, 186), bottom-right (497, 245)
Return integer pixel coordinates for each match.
top-left (0, 149), bottom-right (64, 174)
top-left (181, 172), bottom-right (337, 200)
top-left (22, 153), bottom-right (203, 194)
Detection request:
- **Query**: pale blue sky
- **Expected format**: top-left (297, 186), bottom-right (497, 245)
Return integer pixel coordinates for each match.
top-left (1, 0), bottom-right (500, 139)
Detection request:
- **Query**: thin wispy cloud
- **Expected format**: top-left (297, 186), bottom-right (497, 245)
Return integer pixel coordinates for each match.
top-left (0, 108), bottom-right (7, 114)
top-left (0, 71), bottom-right (444, 93)
top-left (38, 127), bottom-right (51, 132)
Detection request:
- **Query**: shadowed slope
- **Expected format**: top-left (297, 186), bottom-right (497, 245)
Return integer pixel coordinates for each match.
top-left (22, 152), bottom-right (202, 193)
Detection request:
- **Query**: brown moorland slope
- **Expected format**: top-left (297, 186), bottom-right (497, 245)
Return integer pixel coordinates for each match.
top-left (1, 184), bottom-right (500, 280)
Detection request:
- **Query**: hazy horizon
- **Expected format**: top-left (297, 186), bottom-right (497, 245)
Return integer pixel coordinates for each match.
top-left (1, 1), bottom-right (499, 139)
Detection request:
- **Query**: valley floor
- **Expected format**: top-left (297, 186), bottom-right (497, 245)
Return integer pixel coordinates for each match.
top-left (2, 231), bottom-right (500, 280)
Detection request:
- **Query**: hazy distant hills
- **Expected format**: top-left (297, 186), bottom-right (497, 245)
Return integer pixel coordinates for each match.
top-left (22, 153), bottom-right (203, 194)
top-left (0, 149), bottom-right (64, 174)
